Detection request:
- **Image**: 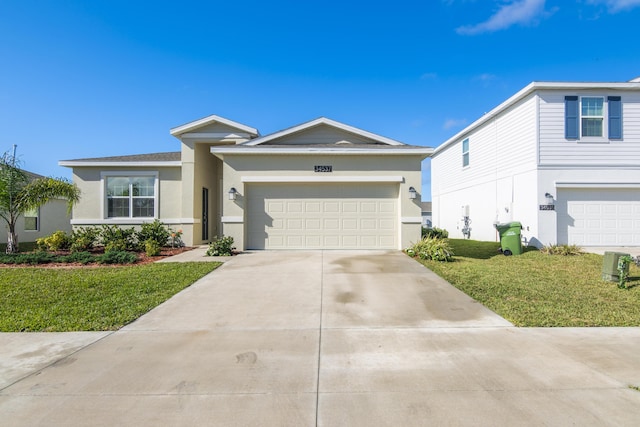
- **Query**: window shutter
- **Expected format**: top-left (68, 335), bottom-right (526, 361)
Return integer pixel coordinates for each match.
top-left (608, 96), bottom-right (622, 139)
top-left (565, 96), bottom-right (579, 139)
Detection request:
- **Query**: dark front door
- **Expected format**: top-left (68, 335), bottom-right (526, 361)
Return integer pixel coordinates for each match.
top-left (202, 187), bottom-right (209, 241)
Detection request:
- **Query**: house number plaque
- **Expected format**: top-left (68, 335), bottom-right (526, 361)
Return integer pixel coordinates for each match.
top-left (314, 165), bottom-right (332, 172)
top-left (539, 205), bottom-right (555, 211)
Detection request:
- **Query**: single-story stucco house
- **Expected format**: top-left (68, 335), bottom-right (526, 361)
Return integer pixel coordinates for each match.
top-left (431, 77), bottom-right (640, 248)
top-left (60, 116), bottom-right (432, 250)
top-left (0, 170), bottom-right (72, 246)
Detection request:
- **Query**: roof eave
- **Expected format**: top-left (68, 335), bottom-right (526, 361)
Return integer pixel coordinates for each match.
top-left (170, 114), bottom-right (259, 137)
top-left (59, 161), bottom-right (182, 168)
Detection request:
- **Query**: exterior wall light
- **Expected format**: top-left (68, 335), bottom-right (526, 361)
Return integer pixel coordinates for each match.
top-left (228, 187), bottom-right (238, 201)
top-left (408, 186), bottom-right (417, 200)
top-left (545, 192), bottom-right (554, 205)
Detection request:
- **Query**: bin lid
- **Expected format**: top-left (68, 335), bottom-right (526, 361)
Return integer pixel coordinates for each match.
top-left (495, 221), bottom-right (522, 228)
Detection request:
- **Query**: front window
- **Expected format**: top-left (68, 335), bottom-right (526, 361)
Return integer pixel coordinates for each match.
top-left (581, 97), bottom-right (604, 137)
top-left (106, 175), bottom-right (156, 218)
top-left (462, 138), bottom-right (469, 167)
top-left (24, 207), bottom-right (39, 231)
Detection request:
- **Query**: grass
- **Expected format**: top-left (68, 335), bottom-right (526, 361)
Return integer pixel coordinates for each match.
top-left (0, 262), bottom-right (221, 332)
top-left (415, 239), bottom-right (640, 327)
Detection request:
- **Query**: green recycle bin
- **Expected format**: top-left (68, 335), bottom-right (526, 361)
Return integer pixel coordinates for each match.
top-left (495, 221), bottom-right (523, 256)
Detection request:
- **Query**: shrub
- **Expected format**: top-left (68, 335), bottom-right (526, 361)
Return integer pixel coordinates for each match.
top-left (422, 227), bottom-right (449, 239)
top-left (61, 251), bottom-right (95, 265)
top-left (144, 239), bottom-right (162, 257)
top-left (206, 235), bottom-right (235, 256)
top-left (0, 252), bottom-right (58, 265)
top-left (97, 250), bottom-right (138, 264)
top-left (136, 220), bottom-right (171, 249)
top-left (540, 244), bottom-right (583, 256)
top-left (100, 225), bottom-right (137, 252)
top-left (406, 237), bottom-right (454, 262)
top-left (70, 227), bottom-right (100, 253)
top-left (37, 231), bottom-right (72, 252)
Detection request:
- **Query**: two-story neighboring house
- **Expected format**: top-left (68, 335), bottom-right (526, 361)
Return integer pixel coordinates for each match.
top-left (431, 77), bottom-right (640, 248)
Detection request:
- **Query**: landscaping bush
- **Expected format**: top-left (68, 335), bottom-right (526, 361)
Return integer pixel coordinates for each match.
top-left (70, 227), bottom-right (100, 253)
top-left (0, 251), bottom-right (58, 265)
top-left (100, 225), bottom-right (137, 252)
top-left (206, 235), bottom-right (235, 256)
top-left (144, 239), bottom-right (162, 257)
top-left (136, 220), bottom-right (171, 249)
top-left (36, 231), bottom-right (72, 252)
top-left (422, 227), bottom-right (449, 239)
top-left (61, 251), bottom-right (95, 265)
top-left (540, 244), bottom-right (583, 256)
top-left (97, 250), bottom-right (138, 264)
top-left (406, 237), bottom-right (454, 262)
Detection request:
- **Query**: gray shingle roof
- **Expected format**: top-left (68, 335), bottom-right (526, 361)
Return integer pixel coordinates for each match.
top-left (62, 151), bottom-right (181, 162)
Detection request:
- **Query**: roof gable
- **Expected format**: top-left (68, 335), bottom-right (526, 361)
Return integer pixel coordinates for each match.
top-left (170, 114), bottom-right (259, 138)
top-left (244, 117), bottom-right (404, 146)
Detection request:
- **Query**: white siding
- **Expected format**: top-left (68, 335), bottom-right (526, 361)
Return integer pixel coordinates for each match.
top-left (539, 90), bottom-right (640, 166)
top-left (432, 94), bottom-right (538, 241)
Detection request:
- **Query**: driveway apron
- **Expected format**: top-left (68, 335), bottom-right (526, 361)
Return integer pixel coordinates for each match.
top-left (1, 251), bottom-right (640, 426)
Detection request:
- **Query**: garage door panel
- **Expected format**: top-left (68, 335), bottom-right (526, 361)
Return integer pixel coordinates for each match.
top-left (248, 183), bottom-right (398, 249)
top-left (558, 189), bottom-right (640, 246)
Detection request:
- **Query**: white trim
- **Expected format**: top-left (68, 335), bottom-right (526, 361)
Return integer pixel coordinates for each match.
top-left (241, 175), bottom-right (404, 183)
top-left (211, 147), bottom-right (432, 156)
top-left (71, 218), bottom-right (199, 225)
top-left (244, 117), bottom-right (404, 146)
top-left (221, 216), bottom-right (244, 223)
top-left (556, 182), bottom-right (640, 189)
top-left (59, 161), bottom-right (181, 167)
top-left (170, 114), bottom-right (258, 137)
top-left (401, 217), bottom-right (423, 224)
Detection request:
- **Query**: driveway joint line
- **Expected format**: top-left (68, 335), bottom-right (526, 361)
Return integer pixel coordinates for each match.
top-left (315, 250), bottom-right (324, 427)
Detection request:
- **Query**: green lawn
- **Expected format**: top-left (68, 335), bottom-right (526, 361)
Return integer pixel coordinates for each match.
top-left (0, 262), bottom-right (220, 332)
top-left (415, 239), bottom-right (640, 327)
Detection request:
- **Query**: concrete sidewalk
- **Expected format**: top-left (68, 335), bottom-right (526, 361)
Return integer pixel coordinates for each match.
top-left (1, 251), bottom-right (640, 426)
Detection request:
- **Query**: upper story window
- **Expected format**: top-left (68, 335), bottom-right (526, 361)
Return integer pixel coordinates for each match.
top-left (565, 95), bottom-right (622, 140)
top-left (462, 138), bottom-right (469, 167)
top-left (581, 97), bottom-right (604, 137)
top-left (104, 173), bottom-right (157, 219)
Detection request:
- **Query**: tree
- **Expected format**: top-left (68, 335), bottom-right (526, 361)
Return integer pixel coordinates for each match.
top-left (0, 148), bottom-right (80, 253)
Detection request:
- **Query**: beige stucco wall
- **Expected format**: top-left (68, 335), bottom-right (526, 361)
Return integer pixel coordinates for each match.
top-left (218, 153), bottom-right (423, 250)
top-left (0, 198), bottom-right (71, 245)
top-left (69, 166), bottom-right (186, 240)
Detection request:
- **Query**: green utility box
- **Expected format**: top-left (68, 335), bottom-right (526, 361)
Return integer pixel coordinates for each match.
top-left (495, 222), bottom-right (523, 256)
top-left (602, 251), bottom-right (630, 282)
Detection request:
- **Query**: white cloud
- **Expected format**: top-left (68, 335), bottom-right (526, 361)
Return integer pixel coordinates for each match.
top-left (588, 0), bottom-right (640, 12)
top-left (456, 0), bottom-right (548, 35)
top-left (443, 118), bottom-right (468, 130)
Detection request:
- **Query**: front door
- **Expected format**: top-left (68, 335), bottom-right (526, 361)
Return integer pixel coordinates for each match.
top-left (202, 187), bottom-right (209, 241)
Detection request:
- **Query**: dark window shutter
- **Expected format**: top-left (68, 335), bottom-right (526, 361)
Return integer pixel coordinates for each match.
top-left (608, 96), bottom-right (622, 139)
top-left (565, 96), bottom-right (579, 139)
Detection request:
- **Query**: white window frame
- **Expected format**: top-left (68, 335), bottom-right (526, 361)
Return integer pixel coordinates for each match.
top-left (462, 138), bottom-right (470, 168)
top-left (101, 171), bottom-right (159, 220)
top-left (580, 96), bottom-right (606, 140)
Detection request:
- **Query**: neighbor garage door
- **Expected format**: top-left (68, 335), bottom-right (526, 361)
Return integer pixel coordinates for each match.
top-left (557, 188), bottom-right (640, 246)
top-left (247, 183), bottom-right (398, 249)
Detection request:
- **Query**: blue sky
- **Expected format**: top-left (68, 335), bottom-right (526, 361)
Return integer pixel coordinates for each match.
top-left (1, 0), bottom-right (640, 200)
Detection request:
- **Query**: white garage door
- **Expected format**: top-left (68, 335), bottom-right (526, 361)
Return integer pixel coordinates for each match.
top-left (247, 183), bottom-right (398, 249)
top-left (557, 189), bottom-right (640, 246)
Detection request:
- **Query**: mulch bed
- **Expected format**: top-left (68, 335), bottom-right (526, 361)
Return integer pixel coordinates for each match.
top-left (0, 246), bottom-right (195, 269)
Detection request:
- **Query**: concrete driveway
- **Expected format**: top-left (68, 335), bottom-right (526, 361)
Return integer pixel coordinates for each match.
top-left (1, 250), bottom-right (640, 426)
